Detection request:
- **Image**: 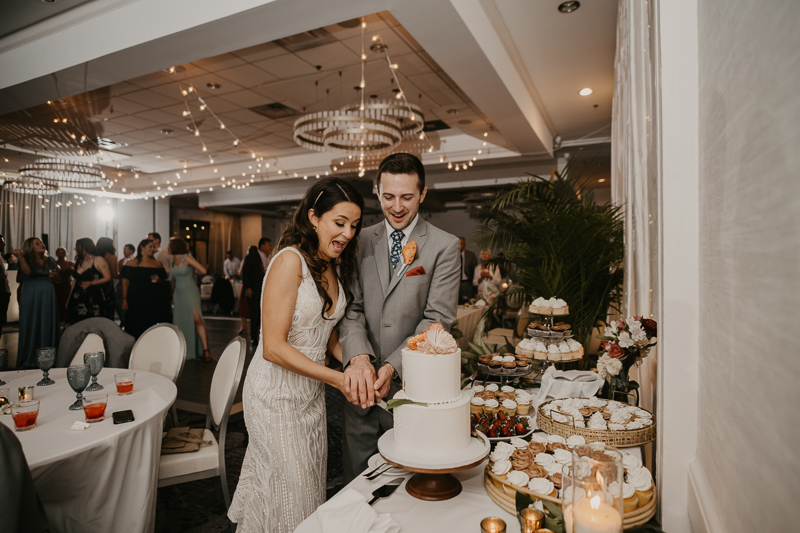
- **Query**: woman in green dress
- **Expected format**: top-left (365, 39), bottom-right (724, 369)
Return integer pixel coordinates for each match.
top-left (168, 237), bottom-right (211, 361)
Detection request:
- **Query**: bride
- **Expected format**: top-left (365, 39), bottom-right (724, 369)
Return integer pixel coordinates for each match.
top-left (228, 177), bottom-right (364, 532)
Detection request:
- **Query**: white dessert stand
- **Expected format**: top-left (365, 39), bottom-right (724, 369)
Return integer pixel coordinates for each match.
top-left (378, 429), bottom-right (490, 501)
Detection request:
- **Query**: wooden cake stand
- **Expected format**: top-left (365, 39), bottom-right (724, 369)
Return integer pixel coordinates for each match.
top-left (378, 429), bottom-right (490, 501)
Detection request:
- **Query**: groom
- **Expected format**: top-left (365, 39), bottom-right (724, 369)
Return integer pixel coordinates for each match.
top-left (339, 152), bottom-right (461, 482)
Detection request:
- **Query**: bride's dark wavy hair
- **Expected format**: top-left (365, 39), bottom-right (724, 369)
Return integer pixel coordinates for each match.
top-left (276, 177), bottom-right (364, 319)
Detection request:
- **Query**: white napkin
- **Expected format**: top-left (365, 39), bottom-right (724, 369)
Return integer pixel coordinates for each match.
top-left (70, 421), bottom-right (91, 431)
top-left (532, 366), bottom-right (604, 411)
top-left (317, 488), bottom-right (400, 533)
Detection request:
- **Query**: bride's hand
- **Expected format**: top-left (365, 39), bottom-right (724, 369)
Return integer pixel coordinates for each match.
top-left (343, 354), bottom-right (376, 409)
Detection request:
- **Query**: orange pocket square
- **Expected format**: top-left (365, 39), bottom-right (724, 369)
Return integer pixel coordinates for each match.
top-left (406, 266), bottom-right (426, 277)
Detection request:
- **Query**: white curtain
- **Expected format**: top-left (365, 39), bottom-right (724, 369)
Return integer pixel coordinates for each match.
top-left (611, 0), bottom-right (661, 412)
top-left (0, 189), bottom-right (74, 254)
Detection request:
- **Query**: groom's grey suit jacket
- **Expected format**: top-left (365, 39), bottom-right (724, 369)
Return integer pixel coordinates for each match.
top-left (340, 218), bottom-right (461, 376)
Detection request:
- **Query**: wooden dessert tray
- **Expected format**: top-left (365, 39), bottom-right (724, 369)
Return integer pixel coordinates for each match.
top-left (483, 468), bottom-right (657, 529)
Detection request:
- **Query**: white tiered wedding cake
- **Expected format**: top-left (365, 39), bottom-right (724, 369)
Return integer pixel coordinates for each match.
top-left (392, 324), bottom-right (472, 457)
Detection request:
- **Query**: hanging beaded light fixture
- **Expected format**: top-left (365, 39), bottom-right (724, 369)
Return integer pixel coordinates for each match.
top-left (15, 159), bottom-right (109, 194)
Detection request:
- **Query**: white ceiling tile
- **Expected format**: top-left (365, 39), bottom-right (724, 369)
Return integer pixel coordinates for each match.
top-left (216, 64), bottom-right (279, 89)
top-left (232, 42), bottom-right (286, 63)
top-left (108, 82), bottom-right (142, 97)
top-left (107, 114), bottom-right (160, 130)
top-left (123, 89), bottom-right (181, 108)
top-left (135, 108), bottom-right (184, 126)
top-left (190, 54), bottom-right (246, 71)
top-left (253, 54), bottom-right (318, 79)
top-left (294, 41), bottom-right (360, 71)
top-left (218, 90), bottom-right (274, 110)
top-left (106, 97), bottom-right (150, 116)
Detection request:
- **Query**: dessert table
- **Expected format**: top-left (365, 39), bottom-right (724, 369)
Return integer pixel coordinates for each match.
top-left (295, 446), bottom-right (644, 533)
top-left (0, 367), bottom-right (177, 533)
top-left (456, 306), bottom-right (483, 349)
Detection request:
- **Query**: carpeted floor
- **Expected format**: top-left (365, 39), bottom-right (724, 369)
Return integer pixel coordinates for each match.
top-left (155, 385), bottom-right (345, 533)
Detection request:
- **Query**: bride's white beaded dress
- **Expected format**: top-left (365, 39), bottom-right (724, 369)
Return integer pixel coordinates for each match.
top-left (228, 247), bottom-right (345, 533)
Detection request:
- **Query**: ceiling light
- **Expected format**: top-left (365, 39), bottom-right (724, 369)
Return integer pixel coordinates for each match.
top-left (579, 88), bottom-right (593, 96)
top-left (206, 83), bottom-right (221, 90)
top-left (598, 178), bottom-right (606, 183)
top-left (558, 1), bottom-right (581, 14)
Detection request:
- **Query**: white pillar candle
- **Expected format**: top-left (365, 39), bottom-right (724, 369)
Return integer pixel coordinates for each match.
top-left (572, 495), bottom-right (623, 533)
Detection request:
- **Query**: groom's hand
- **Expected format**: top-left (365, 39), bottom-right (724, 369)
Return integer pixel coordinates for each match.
top-left (374, 364), bottom-right (394, 400)
top-left (344, 354), bottom-right (376, 409)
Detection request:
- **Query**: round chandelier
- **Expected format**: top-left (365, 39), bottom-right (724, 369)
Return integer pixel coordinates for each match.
top-left (293, 109), bottom-right (404, 154)
top-left (16, 158), bottom-right (109, 193)
top-left (341, 100), bottom-right (425, 140)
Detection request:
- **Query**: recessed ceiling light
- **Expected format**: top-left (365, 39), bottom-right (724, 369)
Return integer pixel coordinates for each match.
top-left (161, 128), bottom-right (174, 135)
top-left (558, 1), bottom-right (580, 13)
top-left (42, 0), bottom-right (57, 3)
top-left (579, 88), bottom-right (593, 96)
top-left (206, 83), bottom-right (221, 90)
top-left (598, 178), bottom-right (606, 183)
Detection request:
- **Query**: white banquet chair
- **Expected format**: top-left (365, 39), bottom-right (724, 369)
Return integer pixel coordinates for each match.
top-left (128, 323), bottom-right (187, 425)
top-left (157, 336), bottom-right (246, 509)
top-left (68, 333), bottom-right (106, 366)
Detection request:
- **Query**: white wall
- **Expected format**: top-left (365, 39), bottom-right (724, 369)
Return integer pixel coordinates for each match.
top-left (241, 214), bottom-right (262, 258)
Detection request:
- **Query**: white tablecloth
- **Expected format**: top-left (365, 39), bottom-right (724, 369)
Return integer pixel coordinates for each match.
top-left (294, 448), bottom-right (643, 533)
top-left (456, 306), bottom-right (483, 349)
top-left (0, 367), bottom-right (177, 533)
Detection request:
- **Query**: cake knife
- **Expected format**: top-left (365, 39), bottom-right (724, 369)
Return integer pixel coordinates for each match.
top-left (367, 478), bottom-right (403, 505)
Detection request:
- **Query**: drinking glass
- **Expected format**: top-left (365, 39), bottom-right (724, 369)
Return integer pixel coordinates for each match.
top-left (83, 352), bottom-right (105, 391)
top-left (114, 372), bottom-right (136, 396)
top-left (11, 400), bottom-right (40, 431)
top-left (82, 393), bottom-right (108, 423)
top-left (0, 348), bottom-right (7, 385)
top-left (563, 444), bottom-right (624, 533)
top-left (36, 347), bottom-right (56, 386)
top-left (67, 364), bottom-right (91, 410)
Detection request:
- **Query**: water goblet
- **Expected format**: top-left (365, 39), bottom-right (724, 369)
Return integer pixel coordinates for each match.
top-left (67, 364), bottom-right (91, 410)
top-left (83, 352), bottom-right (105, 391)
top-left (0, 348), bottom-right (7, 385)
top-left (36, 347), bottom-right (56, 386)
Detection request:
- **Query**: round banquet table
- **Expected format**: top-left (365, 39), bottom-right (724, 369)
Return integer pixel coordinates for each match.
top-left (456, 306), bottom-right (483, 349)
top-left (0, 367), bottom-right (177, 533)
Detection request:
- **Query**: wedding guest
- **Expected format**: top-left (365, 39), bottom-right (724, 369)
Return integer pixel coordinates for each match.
top-left (168, 237), bottom-right (211, 361)
top-left (54, 247), bottom-right (74, 322)
top-left (4, 252), bottom-right (18, 271)
top-left (459, 237), bottom-right (478, 303)
top-left (147, 232), bottom-right (173, 322)
top-left (12, 238), bottom-right (60, 368)
top-left (147, 232), bottom-right (170, 272)
top-left (96, 237), bottom-right (119, 284)
top-left (65, 238), bottom-right (114, 325)
top-left (473, 248), bottom-right (502, 301)
top-left (116, 244), bottom-right (135, 325)
top-left (121, 239), bottom-right (168, 339)
top-left (0, 235), bottom-right (10, 342)
top-left (258, 238), bottom-right (272, 270)
top-left (237, 252), bottom-right (249, 335)
top-left (223, 251), bottom-right (241, 278)
top-left (241, 245), bottom-right (264, 345)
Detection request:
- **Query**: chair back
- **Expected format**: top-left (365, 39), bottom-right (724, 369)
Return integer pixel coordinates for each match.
top-left (128, 323), bottom-right (186, 383)
top-left (69, 333), bottom-right (105, 366)
top-left (208, 337), bottom-right (246, 431)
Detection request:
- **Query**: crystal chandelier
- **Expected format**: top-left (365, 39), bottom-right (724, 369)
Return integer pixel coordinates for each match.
top-left (12, 158), bottom-right (109, 194)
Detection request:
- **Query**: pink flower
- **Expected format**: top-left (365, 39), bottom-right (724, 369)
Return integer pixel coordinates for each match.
top-left (607, 342), bottom-right (625, 359)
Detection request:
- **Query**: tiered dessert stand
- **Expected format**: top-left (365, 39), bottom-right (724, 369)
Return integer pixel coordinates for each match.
top-left (378, 429), bottom-right (490, 501)
top-left (526, 310), bottom-right (581, 380)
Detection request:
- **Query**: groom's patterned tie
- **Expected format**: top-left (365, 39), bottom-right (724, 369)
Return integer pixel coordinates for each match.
top-left (390, 230), bottom-right (404, 270)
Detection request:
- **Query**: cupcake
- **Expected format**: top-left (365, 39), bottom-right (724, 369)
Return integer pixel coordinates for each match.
top-left (500, 399), bottom-right (517, 416)
top-left (509, 437), bottom-right (529, 449)
top-left (485, 383), bottom-right (499, 393)
top-left (609, 480), bottom-right (639, 512)
top-left (549, 472), bottom-right (563, 489)
top-left (511, 449), bottom-right (533, 471)
top-left (484, 398), bottom-right (500, 415)
top-left (527, 477), bottom-right (557, 498)
top-left (488, 359), bottom-right (502, 369)
top-left (524, 464), bottom-right (549, 479)
top-left (489, 445), bottom-right (514, 463)
top-left (627, 466), bottom-right (653, 506)
top-left (500, 385), bottom-right (516, 394)
top-left (527, 441), bottom-right (547, 455)
top-left (547, 344), bottom-right (561, 361)
top-left (491, 459), bottom-right (512, 478)
top-left (529, 297), bottom-right (547, 315)
top-left (566, 435), bottom-right (586, 448)
top-left (515, 392), bottom-right (532, 415)
top-left (470, 396), bottom-right (485, 415)
top-left (505, 470), bottom-right (530, 488)
top-left (621, 452), bottom-right (642, 472)
top-left (560, 485), bottom-right (586, 504)
top-left (558, 341), bottom-right (573, 361)
top-left (470, 385), bottom-right (485, 395)
top-left (551, 298), bottom-right (568, 315)
top-left (502, 361), bottom-right (517, 374)
top-left (516, 338), bottom-right (535, 358)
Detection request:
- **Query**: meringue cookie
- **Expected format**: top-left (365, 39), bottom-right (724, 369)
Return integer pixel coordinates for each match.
top-left (610, 410), bottom-right (632, 424)
top-left (553, 448), bottom-right (573, 464)
top-left (507, 437), bottom-right (528, 449)
top-left (506, 470), bottom-right (530, 487)
top-left (587, 412), bottom-right (608, 429)
top-left (626, 420), bottom-right (644, 430)
top-left (527, 477), bottom-right (555, 495)
top-left (589, 442), bottom-right (606, 452)
top-left (491, 459), bottom-right (512, 476)
top-left (566, 435), bottom-right (586, 448)
top-left (608, 423), bottom-right (626, 430)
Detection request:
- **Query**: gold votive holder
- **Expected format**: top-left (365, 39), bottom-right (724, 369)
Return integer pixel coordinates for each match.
top-left (480, 517), bottom-right (507, 533)
top-left (519, 508), bottom-right (545, 532)
top-left (18, 385), bottom-right (34, 403)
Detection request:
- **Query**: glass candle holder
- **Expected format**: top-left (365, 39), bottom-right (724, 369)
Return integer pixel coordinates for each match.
top-left (519, 508), bottom-right (545, 532)
top-left (480, 517), bottom-right (507, 533)
top-left (563, 444), bottom-right (624, 533)
top-left (0, 388), bottom-right (10, 414)
top-left (18, 385), bottom-right (34, 403)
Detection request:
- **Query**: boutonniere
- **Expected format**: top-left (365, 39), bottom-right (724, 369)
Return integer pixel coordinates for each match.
top-left (395, 241), bottom-right (417, 277)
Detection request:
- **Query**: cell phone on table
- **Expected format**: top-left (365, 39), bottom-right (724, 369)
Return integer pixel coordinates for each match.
top-left (112, 410), bottom-right (135, 424)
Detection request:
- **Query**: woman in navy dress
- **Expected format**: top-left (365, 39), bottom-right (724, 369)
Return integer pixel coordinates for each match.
top-left (12, 237), bottom-right (60, 368)
top-left (65, 238), bottom-right (114, 325)
top-left (121, 239), bottom-right (168, 339)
